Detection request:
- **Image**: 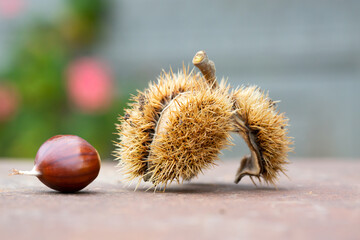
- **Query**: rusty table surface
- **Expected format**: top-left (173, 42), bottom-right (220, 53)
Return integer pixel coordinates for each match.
top-left (0, 159), bottom-right (359, 240)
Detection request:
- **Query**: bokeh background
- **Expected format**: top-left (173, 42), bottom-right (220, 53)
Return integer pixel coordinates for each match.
top-left (0, 0), bottom-right (359, 160)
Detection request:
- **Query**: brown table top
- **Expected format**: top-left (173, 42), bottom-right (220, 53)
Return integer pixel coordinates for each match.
top-left (0, 159), bottom-right (359, 240)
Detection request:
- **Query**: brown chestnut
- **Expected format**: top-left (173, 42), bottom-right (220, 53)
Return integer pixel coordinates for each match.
top-left (11, 135), bottom-right (101, 193)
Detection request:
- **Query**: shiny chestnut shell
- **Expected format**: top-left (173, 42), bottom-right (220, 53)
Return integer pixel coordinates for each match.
top-left (35, 135), bottom-right (101, 192)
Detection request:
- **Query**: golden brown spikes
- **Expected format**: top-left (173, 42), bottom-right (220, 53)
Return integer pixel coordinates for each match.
top-left (145, 87), bottom-right (233, 187)
top-left (232, 86), bottom-right (293, 184)
top-left (114, 50), bottom-right (293, 190)
top-left (114, 67), bottom-right (223, 185)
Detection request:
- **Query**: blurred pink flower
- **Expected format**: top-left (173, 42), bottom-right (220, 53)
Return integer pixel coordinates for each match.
top-left (0, 84), bottom-right (19, 122)
top-left (0, 0), bottom-right (24, 18)
top-left (66, 57), bottom-right (114, 113)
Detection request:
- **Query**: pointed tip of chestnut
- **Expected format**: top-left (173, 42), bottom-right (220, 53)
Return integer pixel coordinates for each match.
top-left (33, 135), bottom-right (101, 193)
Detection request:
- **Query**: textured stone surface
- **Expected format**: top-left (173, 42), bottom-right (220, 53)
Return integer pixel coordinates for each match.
top-left (0, 159), bottom-right (359, 240)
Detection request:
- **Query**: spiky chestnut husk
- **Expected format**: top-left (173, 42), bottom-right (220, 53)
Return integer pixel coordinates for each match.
top-left (114, 51), bottom-right (293, 189)
top-left (232, 86), bottom-right (292, 185)
top-left (115, 66), bottom-right (234, 188)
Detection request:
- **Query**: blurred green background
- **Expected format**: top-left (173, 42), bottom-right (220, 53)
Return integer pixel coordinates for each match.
top-left (0, 0), bottom-right (126, 158)
top-left (0, 0), bottom-right (359, 159)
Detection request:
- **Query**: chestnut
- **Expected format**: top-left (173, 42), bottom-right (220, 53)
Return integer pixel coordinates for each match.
top-left (11, 135), bottom-right (101, 193)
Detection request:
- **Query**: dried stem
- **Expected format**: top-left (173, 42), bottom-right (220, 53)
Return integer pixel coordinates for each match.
top-left (9, 167), bottom-right (41, 176)
top-left (192, 50), bottom-right (218, 88)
